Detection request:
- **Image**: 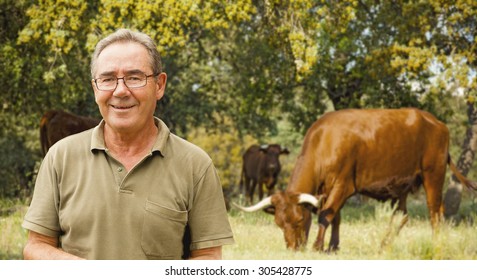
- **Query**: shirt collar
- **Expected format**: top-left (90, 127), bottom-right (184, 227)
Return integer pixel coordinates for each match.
top-left (91, 117), bottom-right (170, 157)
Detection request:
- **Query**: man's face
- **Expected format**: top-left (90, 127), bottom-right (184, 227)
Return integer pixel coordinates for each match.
top-left (92, 41), bottom-right (166, 134)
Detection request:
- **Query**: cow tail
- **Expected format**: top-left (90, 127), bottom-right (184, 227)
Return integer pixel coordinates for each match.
top-left (39, 115), bottom-right (49, 157)
top-left (447, 154), bottom-right (477, 191)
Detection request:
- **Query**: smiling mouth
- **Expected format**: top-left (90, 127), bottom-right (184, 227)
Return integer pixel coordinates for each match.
top-left (111, 105), bottom-right (135, 109)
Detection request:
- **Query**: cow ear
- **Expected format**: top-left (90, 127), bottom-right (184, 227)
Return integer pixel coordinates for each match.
top-left (304, 204), bottom-right (318, 214)
top-left (308, 194), bottom-right (326, 214)
top-left (262, 206), bottom-right (276, 215)
top-left (280, 147), bottom-right (290, 155)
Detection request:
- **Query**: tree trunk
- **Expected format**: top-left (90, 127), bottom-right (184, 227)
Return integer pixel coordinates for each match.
top-left (444, 102), bottom-right (477, 218)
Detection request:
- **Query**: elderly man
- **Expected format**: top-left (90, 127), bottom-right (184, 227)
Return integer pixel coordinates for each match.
top-left (22, 29), bottom-right (234, 260)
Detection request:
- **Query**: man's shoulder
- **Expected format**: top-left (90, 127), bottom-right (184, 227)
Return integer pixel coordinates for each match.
top-left (167, 133), bottom-right (212, 163)
top-left (47, 128), bottom-right (94, 156)
top-left (153, 119), bottom-right (212, 168)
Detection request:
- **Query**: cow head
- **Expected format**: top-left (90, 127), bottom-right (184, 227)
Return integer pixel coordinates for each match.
top-left (259, 144), bottom-right (290, 176)
top-left (234, 192), bottom-right (324, 250)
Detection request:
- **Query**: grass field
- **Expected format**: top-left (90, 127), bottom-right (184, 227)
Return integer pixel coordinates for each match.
top-left (224, 198), bottom-right (477, 260)
top-left (0, 199), bottom-right (28, 260)
top-left (1, 197), bottom-right (476, 260)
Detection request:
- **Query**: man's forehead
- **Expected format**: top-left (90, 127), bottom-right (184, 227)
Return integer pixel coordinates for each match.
top-left (97, 42), bottom-right (148, 62)
top-left (101, 40), bottom-right (145, 52)
top-left (95, 42), bottom-right (151, 75)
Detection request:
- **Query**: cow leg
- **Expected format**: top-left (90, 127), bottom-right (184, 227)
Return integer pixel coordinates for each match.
top-left (258, 181), bottom-right (264, 201)
top-left (420, 144), bottom-right (448, 229)
top-left (394, 194), bottom-right (408, 214)
top-left (423, 175), bottom-right (445, 229)
top-left (328, 211), bottom-right (341, 252)
top-left (239, 172), bottom-right (245, 197)
top-left (422, 165), bottom-right (446, 229)
top-left (313, 181), bottom-right (353, 251)
top-left (243, 177), bottom-right (251, 203)
top-left (249, 179), bottom-right (257, 204)
top-left (314, 224), bottom-right (327, 251)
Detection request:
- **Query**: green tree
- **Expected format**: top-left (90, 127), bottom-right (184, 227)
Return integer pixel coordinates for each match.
top-left (250, 1), bottom-right (476, 215)
top-left (423, 0), bottom-right (477, 218)
top-left (0, 0), bottom-right (40, 197)
top-left (3, 0), bottom-right (476, 204)
top-left (15, 0), bottom-right (258, 134)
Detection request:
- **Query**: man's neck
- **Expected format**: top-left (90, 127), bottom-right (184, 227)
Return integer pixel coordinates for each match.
top-left (103, 121), bottom-right (158, 171)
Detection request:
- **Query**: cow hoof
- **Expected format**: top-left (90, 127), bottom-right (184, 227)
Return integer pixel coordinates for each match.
top-left (312, 243), bottom-right (325, 252)
top-left (326, 247), bottom-right (339, 254)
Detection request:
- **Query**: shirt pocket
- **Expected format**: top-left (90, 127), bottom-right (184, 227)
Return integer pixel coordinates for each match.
top-left (141, 200), bottom-right (188, 259)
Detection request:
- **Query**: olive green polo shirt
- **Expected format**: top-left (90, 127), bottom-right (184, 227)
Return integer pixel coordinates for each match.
top-left (23, 118), bottom-right (234, 259)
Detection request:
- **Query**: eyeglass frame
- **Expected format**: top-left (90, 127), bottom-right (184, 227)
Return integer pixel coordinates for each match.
top-left (92, 72), bottom-right (158, 91)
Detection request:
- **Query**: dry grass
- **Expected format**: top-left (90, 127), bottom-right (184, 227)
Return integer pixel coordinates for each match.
top-left (0, 201), bottom-right (28, 260)
top-left (1, 199), bottom-right (476, 260)
top-left (224, 200), bottom-right (477, 260)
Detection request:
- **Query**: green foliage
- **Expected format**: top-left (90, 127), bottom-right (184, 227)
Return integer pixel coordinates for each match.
top-left (186, 118), bottom-right (305, 197)
top-left (187, 125), bottom-right (256, 192)
top-left (0, 117), bottom-right (39, 199)
top-left (2, 0), bottom-right (477, 198)
top-left (0, 137), bottom-right (35, 198)
top-left (8, 0), bottom-right (477, 135)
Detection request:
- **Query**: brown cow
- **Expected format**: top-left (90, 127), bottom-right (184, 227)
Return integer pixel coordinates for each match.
top-left (235, 108), bottom-right (477, 251)
top-left (40, 110), bottom-right (100, 156)
top-left (239, 144), bottom-right (289, 204)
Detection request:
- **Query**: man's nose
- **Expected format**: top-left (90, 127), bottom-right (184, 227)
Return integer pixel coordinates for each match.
top-left (113, 79), bottom-right (130, 97)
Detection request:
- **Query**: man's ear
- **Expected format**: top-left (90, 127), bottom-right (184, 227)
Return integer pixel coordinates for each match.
top-left (91, 80), bottom-right (100, 103)
top-left (155, 72), bottom-right (167, 101)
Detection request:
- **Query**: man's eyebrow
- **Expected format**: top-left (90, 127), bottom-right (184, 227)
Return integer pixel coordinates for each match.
top-left (97, 71), bottom-right (116, 77)
top-left (97, 69), bottom-right (147, 77)
top-left (125, 69), bottom-right (147, 75)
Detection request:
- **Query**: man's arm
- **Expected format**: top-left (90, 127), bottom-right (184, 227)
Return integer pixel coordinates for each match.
top-left (188, 246), bottom-right (222, 260)
top-left (23, 230), bottom-right (84, 260)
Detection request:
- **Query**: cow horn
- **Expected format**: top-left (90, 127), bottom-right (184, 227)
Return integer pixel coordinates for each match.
top-left (298, 193), bottom-right (323, 208)
top-left (232, 197), bottom-right (273, 212)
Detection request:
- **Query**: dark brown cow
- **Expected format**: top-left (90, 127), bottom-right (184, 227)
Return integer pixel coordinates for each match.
top-left (40, 110), bottom-right (100, 156)
top-left (235, 108), bottom-right (477, 251)
top-left (239, 144), bottom-right (289, 204)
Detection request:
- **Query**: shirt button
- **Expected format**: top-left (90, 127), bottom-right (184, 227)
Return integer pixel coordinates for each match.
top-left (117, 167), bottom-right (123, 172)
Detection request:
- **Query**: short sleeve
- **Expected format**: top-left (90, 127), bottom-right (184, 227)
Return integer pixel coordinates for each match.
top-left (22, 152), bottom-right (61, 237)
top-left (188, 163), bottom-right (234, 250)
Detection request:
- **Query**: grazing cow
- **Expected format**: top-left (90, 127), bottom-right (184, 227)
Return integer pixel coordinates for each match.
top-left (239, 144), bottom-right (289, 204)
top-left (40, 110), bottom-right (100, 156)
top-left (235, 108), bottom-right (477, 251)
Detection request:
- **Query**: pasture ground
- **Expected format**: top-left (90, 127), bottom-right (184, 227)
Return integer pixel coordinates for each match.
top-left (1, 197), bottom-right (476, 260)
top-left (0, 199), bottom-right (28, 260)
top-left (225, 197), bottom-right (477, 260)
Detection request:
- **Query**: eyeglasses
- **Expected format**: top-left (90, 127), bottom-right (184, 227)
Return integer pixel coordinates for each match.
top-left (93, 73), bottom-right (157, 91)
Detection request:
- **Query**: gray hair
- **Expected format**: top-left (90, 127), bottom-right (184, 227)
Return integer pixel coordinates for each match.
top-left (90, 29), bottom-right (163, 78)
